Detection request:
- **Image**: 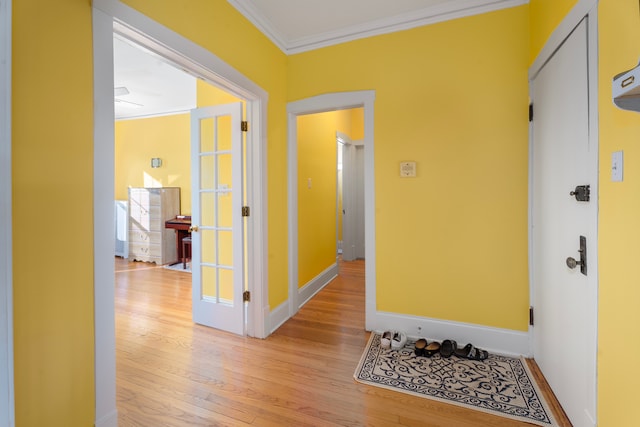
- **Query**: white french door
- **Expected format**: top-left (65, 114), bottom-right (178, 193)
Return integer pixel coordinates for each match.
top-left (191, 102), bottom-right (245, 335)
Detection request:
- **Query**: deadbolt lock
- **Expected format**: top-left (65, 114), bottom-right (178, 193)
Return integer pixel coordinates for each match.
top-left (570, 185), bottom-right (590, 202)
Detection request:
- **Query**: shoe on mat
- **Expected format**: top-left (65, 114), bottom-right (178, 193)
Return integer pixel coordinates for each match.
top-left (440, 339), bottom-right (457, 358)
top-left (380, 331), bottom-right (393, 349)
top-left (454, 343), bottom-right (488, 360)
top-left (424, 341), bottom-right (440, 357)
top-left (414, 338), bottom-right (428, 356)
top-left (391, 331), bottom-right (407, 350)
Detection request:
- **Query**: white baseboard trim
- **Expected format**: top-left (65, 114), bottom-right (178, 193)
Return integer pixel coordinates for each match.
top-left (268, 262), bottom-right (338, 335)
top-left (95, 409), bottom-right (118, 427)
top-left (370, 311), bottom-right (530, 357)
top-left (298, 262), bottom-right (338, 309)
top-left (268, 300), bottom-right (290, 335)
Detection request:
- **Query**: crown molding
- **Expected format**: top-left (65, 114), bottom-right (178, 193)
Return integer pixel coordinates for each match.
top-left (228, 0), bottom-right (528, 55)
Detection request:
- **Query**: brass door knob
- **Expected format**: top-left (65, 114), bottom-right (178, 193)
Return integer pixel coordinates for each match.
top-left (189, 225), bottom-right (199, 232)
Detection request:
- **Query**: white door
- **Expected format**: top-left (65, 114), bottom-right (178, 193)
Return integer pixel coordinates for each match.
top-left (531, 19), bottom-right (597, 426)
top-left (341, 139), bottom-right (365, 261)
top-left (191, 102), bottom-right (245, 335)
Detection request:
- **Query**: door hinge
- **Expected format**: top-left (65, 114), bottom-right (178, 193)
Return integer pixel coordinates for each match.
top-left (241, 121), bottom-right (248, 132)
top-left (529, 103), bottom-right (534, 122)
top-left (242, 206), bottom-right (250, 217)
top-left (529, 306), bottom-right (534, 326)
top-left (243, 290), bottom-right (251, 302)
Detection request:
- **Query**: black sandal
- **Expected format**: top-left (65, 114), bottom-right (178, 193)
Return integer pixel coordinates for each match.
top-left (454, 343), bottom-right (488, 360)
top-left (440, 339), bottom-right (457, 358)
top-left (414, 338), bottom-right (428, 356)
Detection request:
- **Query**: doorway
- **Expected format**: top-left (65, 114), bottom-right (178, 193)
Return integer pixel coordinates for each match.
top-left (93, 1), bottom-right (268, 424)
top-left (286, 92), bottom-right (376, 328)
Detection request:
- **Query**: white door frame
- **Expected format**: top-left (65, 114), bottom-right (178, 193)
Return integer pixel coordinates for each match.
top-left (0, 0), bottom-right (14, 425)
top-left (93, 1), bottom-right (269, 425)
top-left (286, 91), bottom-right (376, 325)
top-left (528, 0), bottom-right (599, 424)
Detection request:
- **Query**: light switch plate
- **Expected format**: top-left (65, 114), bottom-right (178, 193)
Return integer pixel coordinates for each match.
top-left (400, 161), bottom-right (416, 177)
top-left (612, 151), bottom-right (623, 182)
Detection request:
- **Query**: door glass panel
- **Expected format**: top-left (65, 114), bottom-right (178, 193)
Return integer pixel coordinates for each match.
top-left (200, 155), bottom-right (215, 190)
top-left (202, 265), bottom-right (218, 300)
top-left (219, 268), bottom-right (234, 303)
top-left (217, 115), bottom-right (232, 151)
top-left (201, 229), bottom-right (217, 264)
top-left (200, 117), bottom-right (215, 152)
top-left (200, 192), bottom-right (215, 227)
top-left (217, 153), bottom-right (233, 189)
top-left (217, 192), bottom-right (232, 228)
top-left (219, 231), bottom-right (233, 267)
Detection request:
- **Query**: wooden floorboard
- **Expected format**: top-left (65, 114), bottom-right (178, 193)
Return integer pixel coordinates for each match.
top-left (115, 257), bottom-right (572, 426)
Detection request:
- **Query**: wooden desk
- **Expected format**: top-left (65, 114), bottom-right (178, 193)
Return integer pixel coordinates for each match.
top-left (165, 216), bottom-right (191, 265)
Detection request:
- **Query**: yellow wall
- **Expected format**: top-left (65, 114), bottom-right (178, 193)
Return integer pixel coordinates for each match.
top-left (289, 6), bottom-right (530, 331)
top-left (114, 81), bottom-right (243, 215)
top-left (297, 110), bottom-right (357, 286)
top-left (597, 1), bottom-right (640, 425)
top-left (529, 0), bottom-right (578, 62)
top-left (115, 114), bottom-right (191, 213)
top-left (12, 0), bottom-right (95, 425)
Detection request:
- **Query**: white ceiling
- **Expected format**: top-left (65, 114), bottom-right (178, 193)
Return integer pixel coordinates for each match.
top-left (228, 0), bottom-right (527, 54)
top-left (114, 0), bottom-right (526, 118)
top-left (113, 36), bottom-right (196, 120)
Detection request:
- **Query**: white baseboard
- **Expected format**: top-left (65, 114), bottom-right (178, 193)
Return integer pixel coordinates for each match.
top-left (369, 311), bottom-right (530, 357)
top-left (269, 262), bottom-right (338, 334)
top-left (95, 409), bottom-right (118, 427)
top-left (268, 300), bottom-right (290, 335)
top-left (270, 301), bottom-right (528, 356)
top-left (298, 262), bottom-right (338, 309)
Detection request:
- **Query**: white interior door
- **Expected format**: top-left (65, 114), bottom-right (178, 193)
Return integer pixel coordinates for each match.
top-left (531, 19), bottom-right (597, 426)
top-left (191, 102), bottom-right (245, 335)
top-left (341, 138), bottom-right (365, 261)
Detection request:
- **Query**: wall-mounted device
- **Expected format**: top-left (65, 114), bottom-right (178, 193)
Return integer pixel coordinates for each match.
top-left (151, 158), bottom-right (162, 168)
top-left (613, 58), bottom-right (640, 112)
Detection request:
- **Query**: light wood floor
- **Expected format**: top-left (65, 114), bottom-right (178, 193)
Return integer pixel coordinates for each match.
top-left (115, 257), bottom-right (571, 426)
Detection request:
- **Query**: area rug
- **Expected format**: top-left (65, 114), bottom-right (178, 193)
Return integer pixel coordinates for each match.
top-left (354, 332), bottom-right (558, 426)
top-left (162, 262), bottom-right (191, 273)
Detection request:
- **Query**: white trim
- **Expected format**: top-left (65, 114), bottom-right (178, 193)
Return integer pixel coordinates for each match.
top-left (529, 0), bottom-right (598, 80)
top-left (0, 0), bottom-right (14, 425)
top-left (528, 2), bottom-right (599, 425)
top-left (374, 312), bottom-right (530, 357)
top-left (93, 8), bottom-right (118, 427)
top-left (229, 0), bottom-right (527, 55)
top-left (297, 261), bottom-right (338, 309)
top-left (268, 300), bottom-right (290, 335)
top-left (286, 91), bottom-right (376, 330)
top-left (93, 1), bottom-right (270, 424)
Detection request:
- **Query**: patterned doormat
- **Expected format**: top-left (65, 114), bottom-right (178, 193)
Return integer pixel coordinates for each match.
top-left (354, 333), bottom-right (558, 426)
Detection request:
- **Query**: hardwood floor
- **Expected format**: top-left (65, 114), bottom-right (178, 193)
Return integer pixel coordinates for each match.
top-left (115, 257), bottom-right (571, 426)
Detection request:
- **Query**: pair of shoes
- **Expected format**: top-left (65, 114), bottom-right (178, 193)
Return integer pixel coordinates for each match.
top-left (440, 339), bottom-right (457, 358)
top-left (380, 330), bottom-right (407, 350)
top-left (391, 331), bottom-right (407, 350)
top-left (454, 343), bottom-right (489, 360)
top-left (414, 339), bottom-right (440, 357)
